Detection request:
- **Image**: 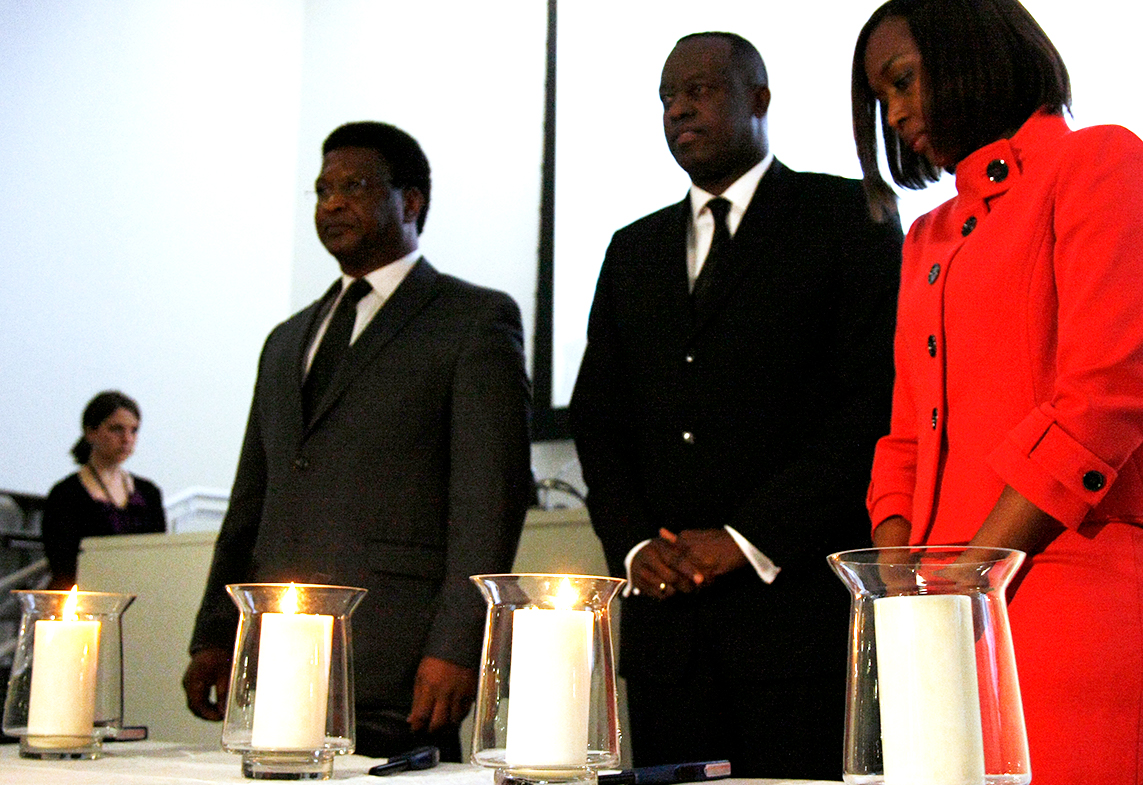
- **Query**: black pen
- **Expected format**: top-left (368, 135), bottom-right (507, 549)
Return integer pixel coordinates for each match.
top-left (367, 745), bottom-right (440, 776)
top-left (599, 760), bottom-right (732, 785)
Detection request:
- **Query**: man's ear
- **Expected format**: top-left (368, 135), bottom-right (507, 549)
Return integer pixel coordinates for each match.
top-left (401, 186), bottom-right (426, 226)
top-left (753, 85), bottom-right (771, 119)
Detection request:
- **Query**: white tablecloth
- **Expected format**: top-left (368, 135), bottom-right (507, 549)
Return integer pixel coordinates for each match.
top-left (0, 742), bottom-right (840, 785)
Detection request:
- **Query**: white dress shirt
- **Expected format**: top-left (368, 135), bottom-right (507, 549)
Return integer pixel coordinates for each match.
top-left (304, 251), bottom-right (420, 375)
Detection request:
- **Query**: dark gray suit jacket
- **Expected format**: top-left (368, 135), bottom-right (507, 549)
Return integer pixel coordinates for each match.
top-left (571, 161), bottom-right (902, 681)
top-left (190, 258), bottom-right (533, 712)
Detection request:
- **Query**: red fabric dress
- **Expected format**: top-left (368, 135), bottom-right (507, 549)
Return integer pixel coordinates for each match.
top-left (868, 110), bottom-right (1143, 783)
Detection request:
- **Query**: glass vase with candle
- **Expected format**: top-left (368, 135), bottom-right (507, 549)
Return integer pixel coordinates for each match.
top-left (828, 547), bottom-right (1031, 785)
top-left (221, 583), bottom-right (366, 781)
top-left (470, 573), bottom-right (625, 785)
top-left (3, 588), bottom-right (135, 759)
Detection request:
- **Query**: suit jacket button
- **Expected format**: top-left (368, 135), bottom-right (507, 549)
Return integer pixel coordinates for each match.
top-left (927, 335), bottom-right (937, 357)
top-left (1083, 471), bottom-right (1106, 492)
top-left (987, 159), bottom-right (1010, 182)
top-left (685, 353), bottom-right (694, 363)
top-left (962, 215), bottom-right (977, 236)
top-left (928, 263), bottom-right (941, 284)
top-left (294, 457), bottom-right (309, 471)
top-left (682, 431), bottom-right (695, 445)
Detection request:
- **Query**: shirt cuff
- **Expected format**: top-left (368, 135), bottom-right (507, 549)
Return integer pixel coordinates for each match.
top-left (725, 526), bottom-right (781, 584)
top-left (622, 540), bottom-right (651, 596)
top-left (622, 528), bottom-right (781, 596)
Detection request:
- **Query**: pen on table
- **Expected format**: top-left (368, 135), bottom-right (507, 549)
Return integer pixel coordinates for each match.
top-left (367, 745), bottom-right (440, 776)
top-left (599, 760), bottom-right (732, 785)
top-left (113, 725), bottom-right (148, 741)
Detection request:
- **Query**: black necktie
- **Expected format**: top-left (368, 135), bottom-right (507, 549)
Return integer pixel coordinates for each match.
top-left (303, 278), bottom-right (372, 423)
top-left (692, 197), bottom-right (731, 302)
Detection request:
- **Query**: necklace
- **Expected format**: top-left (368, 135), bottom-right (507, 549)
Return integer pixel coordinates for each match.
top-left (86, 464), bottom-right (130, 509)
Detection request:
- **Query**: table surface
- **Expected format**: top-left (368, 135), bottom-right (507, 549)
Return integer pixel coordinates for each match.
top-left (0, 742), bottom-right (840, 784)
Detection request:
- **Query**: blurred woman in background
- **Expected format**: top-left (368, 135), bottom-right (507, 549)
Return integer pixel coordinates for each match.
top-left (42, 390), bottom-right (166, 589)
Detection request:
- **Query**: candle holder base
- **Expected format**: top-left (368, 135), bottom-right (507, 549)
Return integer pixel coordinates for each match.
top-left (18, 734), bottom-right (102, 760)
top-left (241, 750), bottom-right (336, 780)
top-left (495, 767), bottom-right (598, 785)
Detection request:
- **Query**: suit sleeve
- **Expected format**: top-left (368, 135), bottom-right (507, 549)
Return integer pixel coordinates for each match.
top-left (726, 192), bottom-right (903, 565)
top-left (188, 352), bottom-right (270, 654)
top-left (570, 240), bottom-right (654, 578)
top-left (422, 291), bottom-right (533, 668)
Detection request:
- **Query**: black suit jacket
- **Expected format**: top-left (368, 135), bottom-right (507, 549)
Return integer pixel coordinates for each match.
top-left (570, 161), bottom-right (902, 680)
top-left (191, 258), bottom-right (533, 711)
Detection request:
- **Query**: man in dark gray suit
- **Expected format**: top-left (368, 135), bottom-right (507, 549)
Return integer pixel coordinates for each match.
top-left (182, 121), bottom-right (533, 759)
top-left (570, 33), bottom-right (901, 779)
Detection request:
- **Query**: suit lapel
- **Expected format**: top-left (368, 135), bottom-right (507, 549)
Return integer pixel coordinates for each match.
top-left (690, 160), bottom-right (788, 332)
top-left (304, 258), bottom-right (441, 433)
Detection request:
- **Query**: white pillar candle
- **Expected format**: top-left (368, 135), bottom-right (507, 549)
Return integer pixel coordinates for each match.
top-left (251, 585), bottom-right (334, 750)
top-left (505, 581), bottom-right (593, 767)
top-left (26, 588), bottom-right (101, 746)
top-left (874, 594), bottom-right (985, 785)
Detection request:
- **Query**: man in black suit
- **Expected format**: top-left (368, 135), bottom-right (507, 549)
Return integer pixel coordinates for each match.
top-left (570, 33), bottom-right (901, 779)
top-left (182, 121), bottom-right (533, 759)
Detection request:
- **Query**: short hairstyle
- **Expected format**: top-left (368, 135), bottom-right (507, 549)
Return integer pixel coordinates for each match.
top-left (71, 390), bottom-right (141, 464)
top-left (322, 121), bottom-right (432, 234)
top-left (852, 0), bottom-right (1070, 218)
top-left (676, 32), bottom-right (769, 89)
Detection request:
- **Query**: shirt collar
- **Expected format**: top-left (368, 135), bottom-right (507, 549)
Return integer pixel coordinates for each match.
top-left (340, 249), bottom-right (420, 301)
top-left (688, 152), bottom-right (774, 222)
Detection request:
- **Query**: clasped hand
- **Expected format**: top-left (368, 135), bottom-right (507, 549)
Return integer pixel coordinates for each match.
top-left (631, 527), bottom-right (748, 599)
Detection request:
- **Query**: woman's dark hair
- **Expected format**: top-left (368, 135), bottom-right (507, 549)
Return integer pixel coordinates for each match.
top-left (852, 0), bottom-right (1071, 218)
top-left (71, 390), bottom-right (141, 464)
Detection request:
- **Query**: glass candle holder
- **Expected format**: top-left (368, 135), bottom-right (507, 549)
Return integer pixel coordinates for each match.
top-left (828, 547), bottom-right (1031, 785)
top-left (3, 588), bottom-right (135, 759)
top-left (221, 583), bottom-right (366, 781)
top-left (470, 573), bottom-right (624, 785)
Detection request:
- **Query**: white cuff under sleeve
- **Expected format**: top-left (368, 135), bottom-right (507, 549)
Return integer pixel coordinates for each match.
top-left (620, 528), bottom-right (779, 596)
top-left (725, 525), bottom-right (781, 584)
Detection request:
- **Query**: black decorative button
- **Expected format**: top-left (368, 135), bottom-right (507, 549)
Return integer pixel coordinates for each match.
top-left (927, 335), bottom-right (937, 357)
top-left (1083, 471), bottom-right (1106, 492)
top-left (931, 408), bottom-right (938, 430)
top-left (928, 263), bottom-right (941, 284)
top-left (682, 431), bottom-right (695, 445)
top-left (987, 159), bottom-right (1009, 182)
top-left (962, 216), bottom-right (977, 236)
top-left (685, 354), bottom-right (694, 363)
top-left (293, 457), bottom-right (309, 471)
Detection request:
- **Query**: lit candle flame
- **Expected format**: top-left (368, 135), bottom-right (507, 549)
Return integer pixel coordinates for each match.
top-left (63, 585), bottom-right (80, 621)
top-left (552, 577), bottom-right (579, 610)
top-left (281, 583), bottom-right (299, 615)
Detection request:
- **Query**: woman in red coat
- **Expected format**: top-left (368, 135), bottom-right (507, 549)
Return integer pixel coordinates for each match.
top-left (853, 0), bottom-right (1143, 781)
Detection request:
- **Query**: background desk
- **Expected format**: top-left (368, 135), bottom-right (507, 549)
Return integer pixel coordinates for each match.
top-left (73, 507), bottom-right (611, 752)
top-left (0, 743), bottom-right (841, 785)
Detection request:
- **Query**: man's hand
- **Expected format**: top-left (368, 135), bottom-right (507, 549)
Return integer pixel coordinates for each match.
top-left (407, 656), bottom-right (477, 733)
top-left (632, 528), bottom-right (749, 599)
top-left (672, 528), bottom-right (748, 580)
top-left (182, 647), bottom-right (232, 722)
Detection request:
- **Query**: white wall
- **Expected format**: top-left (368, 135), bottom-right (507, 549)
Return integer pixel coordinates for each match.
top-left (0, 1), bottom-right (303, 496)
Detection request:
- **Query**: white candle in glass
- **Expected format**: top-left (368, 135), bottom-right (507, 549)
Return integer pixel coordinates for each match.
top-left (506, 577), bottom-right (594, 768)
top-left (874, 594), bottom-right (986, 785)
top-left (26, 586), bottom-right (101, 744)
top-left (251, 584), bottom-right (334, 750)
